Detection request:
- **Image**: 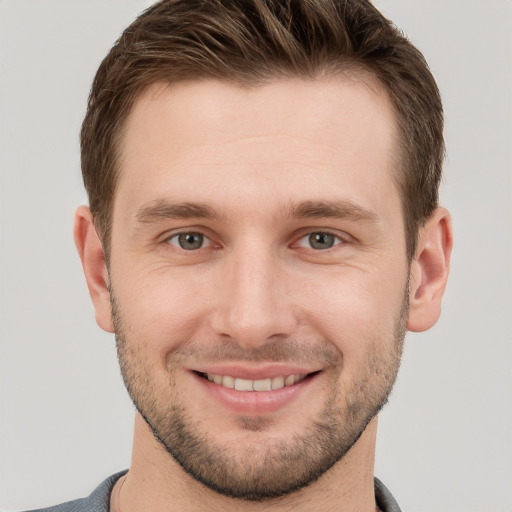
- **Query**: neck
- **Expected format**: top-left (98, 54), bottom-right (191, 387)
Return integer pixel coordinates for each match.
top-left (116, 413), bottom-right (379, 512)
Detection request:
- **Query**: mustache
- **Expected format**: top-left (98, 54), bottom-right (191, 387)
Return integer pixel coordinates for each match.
top-left (168, 337), bottom-right (343, 367)
top-left (110, 291), bottom-right (342, 367)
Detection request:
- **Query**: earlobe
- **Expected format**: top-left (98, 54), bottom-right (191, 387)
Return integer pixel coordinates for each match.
top-left (73, 206), bottom-right (114, 333)
top-left (407, 207), bottom-right (453, 333)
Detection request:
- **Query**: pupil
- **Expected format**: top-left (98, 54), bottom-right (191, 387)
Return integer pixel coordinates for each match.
top-left (309, 232), bottom-right (334, 250)
top-left (179, 232), bottom-right (203, 250)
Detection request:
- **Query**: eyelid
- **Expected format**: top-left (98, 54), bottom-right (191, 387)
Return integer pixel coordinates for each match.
top-left (159, 227), bottom-right (352, 252)
top-left (295, 231), bottom-right (344, 249)
top-left (163, 228), bottom-right (216, 250)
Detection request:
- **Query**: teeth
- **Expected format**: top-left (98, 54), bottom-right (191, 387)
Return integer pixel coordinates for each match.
top-left (234, 378), bottom-right (253, 391)
top-left (223, 375), bottom-right (235, 389)
top-left (271, 376), bottom-right (285, 390)
top-left (284, 375), bottom-right (295, 386)
top-left (205, 373), bottom-right (306, 391)
top-left (253, 378), bottom-right (272, 391)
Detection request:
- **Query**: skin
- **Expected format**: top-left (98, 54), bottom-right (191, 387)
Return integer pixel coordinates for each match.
top-left (75, 75), bottom-right (452, 511)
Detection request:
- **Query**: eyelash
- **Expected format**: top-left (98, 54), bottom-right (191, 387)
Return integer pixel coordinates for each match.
top-left (295, 231), bottom-right (345, 251)
top-left (165, 230), bottom-right (346, 252)
top-left (166, 231), bottom-right (213, 251)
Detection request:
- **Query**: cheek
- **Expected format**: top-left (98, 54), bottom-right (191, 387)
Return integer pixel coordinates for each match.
top-left (296, 264), bottom-right (407, 357)
top-left (111, 262), bottom-right (216, 354)
top-left (110, 246), bottom-right (409, 366)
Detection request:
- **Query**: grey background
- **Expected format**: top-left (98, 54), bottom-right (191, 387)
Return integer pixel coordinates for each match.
top-left (0, 1), bottom-right (510, 510)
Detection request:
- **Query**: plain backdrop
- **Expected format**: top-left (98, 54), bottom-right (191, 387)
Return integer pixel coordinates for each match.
top-left (0, 1), bottom-right (511, 511)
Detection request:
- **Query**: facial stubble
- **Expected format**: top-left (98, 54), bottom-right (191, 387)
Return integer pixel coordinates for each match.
top-left (112, 289), bottom-right (407, 501)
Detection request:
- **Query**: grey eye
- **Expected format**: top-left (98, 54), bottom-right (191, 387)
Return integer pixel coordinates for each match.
top-left (169, 232), bottom-right (206, 250)
top-left (307, 232), bottom-right (337, 250)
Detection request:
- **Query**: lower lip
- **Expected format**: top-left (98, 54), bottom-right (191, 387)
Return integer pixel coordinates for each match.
top-left (193, 373), bottom-right (317, 415)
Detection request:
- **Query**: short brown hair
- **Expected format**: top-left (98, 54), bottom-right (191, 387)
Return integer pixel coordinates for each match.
top-left (81, 0), bottom-right (444, 260)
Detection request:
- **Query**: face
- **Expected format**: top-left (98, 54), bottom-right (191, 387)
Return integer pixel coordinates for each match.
top-left (108, 76), bottom-right (409, 499)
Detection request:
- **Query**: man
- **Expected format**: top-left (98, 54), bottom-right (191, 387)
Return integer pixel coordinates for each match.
top-left (30, 0), bottom-right (452, 510)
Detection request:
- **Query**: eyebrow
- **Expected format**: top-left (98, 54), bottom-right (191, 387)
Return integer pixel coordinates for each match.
top-left (287, 200), bottom-right (379, 223)
top-left (135, 200), bottom-right (223, 224)
top-left (134, 199), bottom-right (378, 224)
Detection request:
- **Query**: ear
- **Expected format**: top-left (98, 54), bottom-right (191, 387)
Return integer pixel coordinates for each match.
top-left (73, 206), bottom-right (114, 333)
top-left (407, 207), bottom-right (453, 332)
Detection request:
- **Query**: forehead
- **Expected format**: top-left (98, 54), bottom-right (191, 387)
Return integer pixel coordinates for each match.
top-left (114, 75), bottom-right (400, 224)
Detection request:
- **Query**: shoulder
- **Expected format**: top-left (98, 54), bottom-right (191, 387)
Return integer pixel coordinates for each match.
top-left (374, 477), bottom-right (402, 512)
top-left (21, 471), bottom-right (127, 512)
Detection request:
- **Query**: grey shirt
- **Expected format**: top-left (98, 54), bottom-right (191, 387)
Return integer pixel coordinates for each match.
top-left (25, 471), bottom-right (402, 512)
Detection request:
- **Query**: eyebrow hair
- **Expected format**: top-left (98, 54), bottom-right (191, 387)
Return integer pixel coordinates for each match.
top-left (135, 200), bottom-right (223, 223)
top-left (134, 199), bottom-right (378, 225)
top-left (287, 200), bottom-right (379, 223)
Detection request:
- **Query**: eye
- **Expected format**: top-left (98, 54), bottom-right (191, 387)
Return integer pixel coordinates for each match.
top-left (167, 232), bottom-right (210, 250)
top-left (297, 232), bottom-right (342, 250)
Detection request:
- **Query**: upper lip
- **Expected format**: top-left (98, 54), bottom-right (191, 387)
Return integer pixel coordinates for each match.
top-left (190, 364), bottom-right (320, 380)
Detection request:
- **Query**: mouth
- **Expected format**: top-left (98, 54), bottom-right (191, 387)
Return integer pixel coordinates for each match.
top-left (197, 372), bottom-right (313, 391)
top-left (191, 367), bottom-right (322, 414)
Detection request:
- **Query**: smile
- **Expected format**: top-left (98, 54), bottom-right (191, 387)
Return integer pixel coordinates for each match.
top-left (203, 373), bottom-right (307, 391)
top-left (194, 369), bottom-right (320, 414)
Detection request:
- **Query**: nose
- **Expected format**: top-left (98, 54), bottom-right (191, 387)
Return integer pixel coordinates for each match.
top-left (210, 244), bottom-right (299, 349)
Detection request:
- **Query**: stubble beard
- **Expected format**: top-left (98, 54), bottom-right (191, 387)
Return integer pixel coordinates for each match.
top-left (112, 290), bottom-right (407, 501)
